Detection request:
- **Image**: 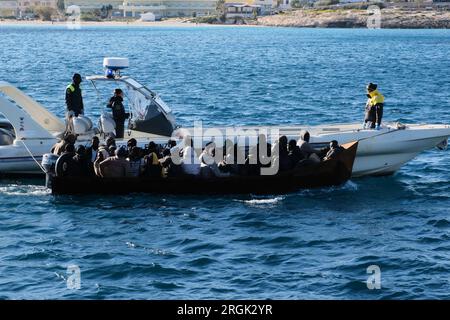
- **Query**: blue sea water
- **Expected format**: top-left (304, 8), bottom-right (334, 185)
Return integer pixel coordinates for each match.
top-left (0, 25), bottom-right (449, 299)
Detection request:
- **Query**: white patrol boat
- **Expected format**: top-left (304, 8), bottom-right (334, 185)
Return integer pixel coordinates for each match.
top-left (0, 57), bottom-right (449, 177)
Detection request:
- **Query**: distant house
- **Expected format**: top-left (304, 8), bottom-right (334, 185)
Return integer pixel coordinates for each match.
top-left (64, 1), bottom-right (217, 18)
top-left (0, 0), bottom-right (58, 18)
top-left (224, 0), bottom-right (290, 15)
top-left (225, 2), bottom-right (262, 20)
top-left (140, 11), bottom-right (156, 21)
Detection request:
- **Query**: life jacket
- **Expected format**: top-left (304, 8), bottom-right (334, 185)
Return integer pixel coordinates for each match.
top-left (368, 89), bottom-right (384, 106)
top-left (67, 84), bottom-right (82, 94)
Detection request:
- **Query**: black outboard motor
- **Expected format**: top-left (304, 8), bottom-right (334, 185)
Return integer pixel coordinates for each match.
top-left (41, 153), bottom-right (59, 188)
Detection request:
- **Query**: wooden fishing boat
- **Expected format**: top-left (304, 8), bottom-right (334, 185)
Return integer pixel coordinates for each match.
top-left (49, 142), bottom-right (358, 195)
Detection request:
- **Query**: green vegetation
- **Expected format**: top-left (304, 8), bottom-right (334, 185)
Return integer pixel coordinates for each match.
top-left (215, 0), bottom-right (226, 22)
top-left (57, 0), bottom-right (65, 12)
top-left (190, 15), bottom-right (220, 24)
top-left (80, 12), bottom-right (102, 22)
top-left (33, 6), bottom-right (56, 21)
top-left (315, 0), bottom-right (340, 6)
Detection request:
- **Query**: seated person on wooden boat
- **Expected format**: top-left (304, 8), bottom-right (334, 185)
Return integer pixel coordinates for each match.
top-left (199, 142), bottom-right (230, 178)
top-left (323, 140), bottom-right (344, 161)
top-left (51, 133), bottom-right (77, 156)
top-left (143, 142), bottom-right (162, 177)
top-left (288, 139), bottom-right (304, 168)
top-left (181, 136), bottom-right (201, 177)
top-left (160, 148), bottom-right (183, 178)
top-left (93, 145), bottom-right (110, 177)
top-left (106, 137), bottom-right (117, 156)
top-left (86, 136), bottom-right (100, 164)
top-left (71, 145), bottom-right (92, 177)
top-left (222, 142), bottom-right (244, 175)
top-left (244, 134), bottom-right (273, 176)
top-left (96, 146), bottom-right (131, 178)
top-left (166, 139), bottom-right (178, 155)
top-left (297, 131), bottom-right (321, 163)
top-left (127, 138), bottom-right (137, 155)
top-left (257, 134), bottom-right (272, 167)
top-left (127, 147), bottom-right (145, 177)
top-left (275, 136), bottom-right (291, 172)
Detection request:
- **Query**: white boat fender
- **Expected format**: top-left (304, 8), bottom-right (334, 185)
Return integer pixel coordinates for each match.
top-left (100, 113), bottom-right (116, 135)
top-left (41, 153), bottom-right (59, 173)
top-left (42, 153), bottom-right (59, 188)
top-left (72, 115), bottom-right (93, 135)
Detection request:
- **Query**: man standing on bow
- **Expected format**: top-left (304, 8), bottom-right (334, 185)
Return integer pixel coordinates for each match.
top-left (364, 82), bottom-right (385, 130)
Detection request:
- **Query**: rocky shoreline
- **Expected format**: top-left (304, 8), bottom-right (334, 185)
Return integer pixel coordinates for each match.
top-left (257, 8), bottom-right (450, 29)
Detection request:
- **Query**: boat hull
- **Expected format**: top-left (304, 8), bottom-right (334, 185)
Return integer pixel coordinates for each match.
top-left (50, 142), bottom-right (357, 195)
top-left (0, 123), bottom-right (449, 178)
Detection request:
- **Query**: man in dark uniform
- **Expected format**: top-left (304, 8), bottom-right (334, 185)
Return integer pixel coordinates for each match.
top-left (65, 73), bottom-right (84, 133)
top-left (66, 73), bottom-right (84, 116)
top-left (107, 88), bottom-right (129, 139)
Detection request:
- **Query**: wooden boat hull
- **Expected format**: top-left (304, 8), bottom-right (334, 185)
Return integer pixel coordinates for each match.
top-left (50, 142), bottom-right (358, 195)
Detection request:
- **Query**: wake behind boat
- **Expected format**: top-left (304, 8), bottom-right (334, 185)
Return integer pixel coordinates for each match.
top-left (0, 58), bottom-right (449, 178)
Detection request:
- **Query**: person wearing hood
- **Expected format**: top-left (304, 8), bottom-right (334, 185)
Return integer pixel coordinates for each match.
top-left (364, 83), bottom-right (385, 130)
top-left (107, 89), bottom-right (129, 139)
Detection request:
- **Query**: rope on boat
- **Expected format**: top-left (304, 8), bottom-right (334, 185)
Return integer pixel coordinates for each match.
top-left (19, 139), bottom-right (46, 173)
top-left (357, 127), bottom-right (402, 143)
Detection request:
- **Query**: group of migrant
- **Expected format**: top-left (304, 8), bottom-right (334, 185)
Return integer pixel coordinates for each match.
top-left (50, 131), bottom-right (343, 179)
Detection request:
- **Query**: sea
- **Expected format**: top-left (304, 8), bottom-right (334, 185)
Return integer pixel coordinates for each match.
top-left (0, 25), bottom-right (449, 299)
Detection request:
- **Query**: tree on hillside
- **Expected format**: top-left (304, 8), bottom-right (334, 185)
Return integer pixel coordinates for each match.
top-left (291, 0), bottom-right (301, 8)
top-left (216, 0), bottom-right (226, 22)
top-left (57, 0), bottom-right (65, 12)
top-left (33, 6), bottom-right (56, 21)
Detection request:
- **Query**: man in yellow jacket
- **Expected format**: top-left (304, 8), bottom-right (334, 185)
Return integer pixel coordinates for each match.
top-left (364, 83), bottom-right (385, 130)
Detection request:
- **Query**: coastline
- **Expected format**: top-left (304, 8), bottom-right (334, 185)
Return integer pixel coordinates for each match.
top-left (0, 18), bottom-right (251, 28)
top-left (257, 8), bottom-right (450, 29)
top-left (1, 8), bottom-right (449, 29)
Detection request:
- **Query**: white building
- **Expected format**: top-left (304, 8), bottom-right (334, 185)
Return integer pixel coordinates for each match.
top-left (0, 1), bottom-right (18, 17)
top-left (17, 0), bottom-right (58, 10)
top-left (140, 11), bottom-right (156, 20)
top-left (120, 1), bottom-right (217, 18)
top-left (0, 0), bottom-right (59, 17)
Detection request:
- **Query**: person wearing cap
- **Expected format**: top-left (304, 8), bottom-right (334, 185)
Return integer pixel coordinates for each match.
top-left (364, 83), bottom-right (385, 130)
top-left (107, 88), bottom-right (129, 139)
